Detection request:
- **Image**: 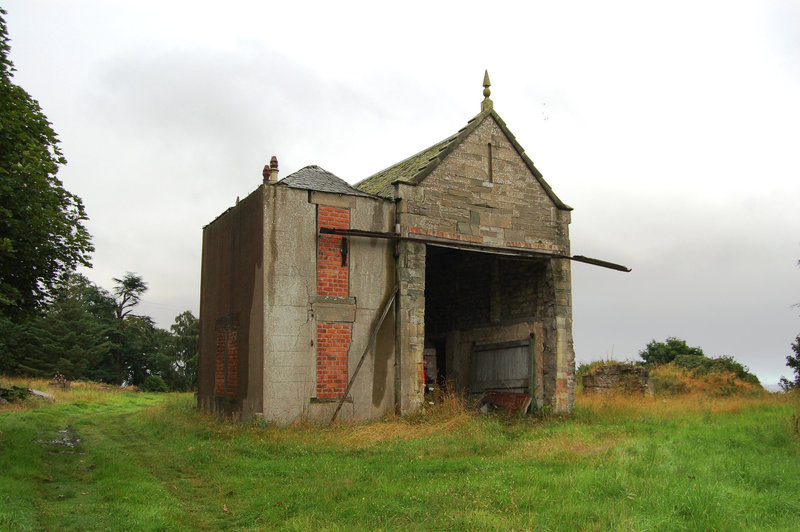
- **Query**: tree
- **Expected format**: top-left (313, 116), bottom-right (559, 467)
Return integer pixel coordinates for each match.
top-left (639, 337), bottom-right (704, 366)
top-left (0, 273), bottom-right (115, 379)
top-left (779, 335), bottom-right (800, 392)
top-left (108, 272), bottom-right (148, 383)
top-left (0, 9), bottom-right (93, 317)
top-left (165, 311), bottom-right (199, 391)
top-left (112, 273), bottom-right (148, 323)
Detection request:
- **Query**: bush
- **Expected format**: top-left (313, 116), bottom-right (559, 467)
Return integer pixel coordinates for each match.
top-left (640, 337), bottom-right (704, 366)
top-left (649, 364), bottom-right (762, 397)
top-left (649, 365), bottom-right (689, 395)
top-left (672, 354), bottom-right (760, 386)
top-left (779, 334), bottom-right (800, 391)
top-left (0, 383), bottom-right (29, 402)
top-left (141, 375), bottom-right (168, 393)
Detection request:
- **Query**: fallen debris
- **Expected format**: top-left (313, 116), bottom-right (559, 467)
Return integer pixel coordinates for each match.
top-left (27, 389), bottom-right (55, 401)
top-left (479, 391), bottom-right (532, 416)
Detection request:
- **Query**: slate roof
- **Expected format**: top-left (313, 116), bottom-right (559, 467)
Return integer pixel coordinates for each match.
top-left (278, 165), bottom-right (375, 198)
top-left (354, 108), bottom-right (571, 210)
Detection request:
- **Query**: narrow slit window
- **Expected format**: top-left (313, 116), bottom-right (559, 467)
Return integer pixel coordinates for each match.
top-left (488, 142), bottom-right (493, 183)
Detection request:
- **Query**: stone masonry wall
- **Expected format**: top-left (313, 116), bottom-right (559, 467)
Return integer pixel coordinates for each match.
top-left (396, 113), bottom-right (575, 413)
top-left (398, 115), bottom-right (570, 253)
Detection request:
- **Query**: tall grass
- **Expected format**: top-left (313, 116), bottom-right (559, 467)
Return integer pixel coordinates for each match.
top-left (0, 376), bottom-right (127, 413)
top-left (1, 378), bottom-right (799, 531)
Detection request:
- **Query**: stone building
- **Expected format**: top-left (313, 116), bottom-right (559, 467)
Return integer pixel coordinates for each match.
top-left (197, 74), bottom-right (628, 423)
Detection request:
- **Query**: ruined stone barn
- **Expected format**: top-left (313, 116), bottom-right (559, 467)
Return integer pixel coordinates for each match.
top-left (198, 75), bottom-right (628, 423)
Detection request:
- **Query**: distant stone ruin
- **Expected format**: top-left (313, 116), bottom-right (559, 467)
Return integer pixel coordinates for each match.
top-left (582, 363), bottom-right (652, 395)
top-left (49, 372), bottom-right (70, 391)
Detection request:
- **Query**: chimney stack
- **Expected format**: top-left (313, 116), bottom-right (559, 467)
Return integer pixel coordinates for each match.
top-left (262, 155), bottom-right (279, 184)
top-left (269, 156), bottom-right (279, 183)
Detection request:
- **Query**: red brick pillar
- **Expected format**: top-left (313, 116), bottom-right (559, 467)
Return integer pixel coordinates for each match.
top-left (316, 206), bottom-right (351, 398)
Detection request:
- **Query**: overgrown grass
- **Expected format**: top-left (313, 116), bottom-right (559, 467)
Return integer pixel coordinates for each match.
top-left (649, 364), bottom-right (765, 396)
top-left (1, 378), bottom-right (798, 531)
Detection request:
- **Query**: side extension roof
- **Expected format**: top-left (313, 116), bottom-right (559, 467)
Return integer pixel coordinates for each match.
top-left (279, 165), bottom-right (376, 198)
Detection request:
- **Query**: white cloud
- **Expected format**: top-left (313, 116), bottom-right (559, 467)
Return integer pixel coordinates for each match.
top-left (3, 0), bottom-right (799, 384)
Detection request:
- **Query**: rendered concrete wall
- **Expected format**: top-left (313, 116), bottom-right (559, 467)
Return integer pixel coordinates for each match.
top-left (198, 188), bottom-right (264, 419)
top-left (395, 114), bottom-right (575, 413)
top-left (261, 185), bottom-right (317, 423)
top-left (261, 186), bottom-right (396, 424)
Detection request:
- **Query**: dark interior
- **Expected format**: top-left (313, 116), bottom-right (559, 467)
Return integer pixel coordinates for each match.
top-left (423, 245), bottom-right (547, 394)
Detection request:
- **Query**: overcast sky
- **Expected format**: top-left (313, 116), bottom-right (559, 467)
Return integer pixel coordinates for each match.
top-left (4, 0), bottom-right (799, 385)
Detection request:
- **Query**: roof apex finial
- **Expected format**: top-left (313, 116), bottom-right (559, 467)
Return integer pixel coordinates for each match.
top-left (481, 70), bottom-right (493, 112)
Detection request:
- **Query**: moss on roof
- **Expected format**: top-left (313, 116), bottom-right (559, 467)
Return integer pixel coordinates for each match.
top-left (354, 131), bottom-right (462, 197)
top-left (354, 108), bottom-right (571, 210)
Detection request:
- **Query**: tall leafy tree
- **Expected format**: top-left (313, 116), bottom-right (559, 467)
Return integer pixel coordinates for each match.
top-left (786, 259), bottom-right (800, 391)
top-left (112, 273), bottom-right (148, 323)
top-left (166, 311), bottom-right (199, 391)
top-left (0, 8), bottom-right (93, 317)
top-left (0, 273), bottom-right (115, 379)
top-left (779, 335), bottom-right (800, 391)
top-left (108, 272), bottom-right (148, 383)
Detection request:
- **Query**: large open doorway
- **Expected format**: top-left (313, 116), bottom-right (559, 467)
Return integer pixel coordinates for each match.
top-left (423, 245), bottom-right (550, 401)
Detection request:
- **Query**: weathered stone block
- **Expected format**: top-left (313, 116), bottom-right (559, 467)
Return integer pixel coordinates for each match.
top-left (582, 364), bottom-right (652, 395)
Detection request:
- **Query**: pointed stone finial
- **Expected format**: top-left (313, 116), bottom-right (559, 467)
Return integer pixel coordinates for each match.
top-left (481, 70), bottom-right (493, 112)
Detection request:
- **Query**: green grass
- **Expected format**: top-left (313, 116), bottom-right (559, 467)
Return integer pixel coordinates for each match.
top-left (1, 382), bottom-right (798, 531)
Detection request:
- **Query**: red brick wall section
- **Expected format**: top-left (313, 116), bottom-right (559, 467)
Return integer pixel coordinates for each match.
top-left (315, 206), bottom-right (352, 398)
top-left (317, 206), bottom-right (350, 297)
top-left (214, 324), bottom-right (238, 397)
top-left (316, 322), bottom-right (351, 398)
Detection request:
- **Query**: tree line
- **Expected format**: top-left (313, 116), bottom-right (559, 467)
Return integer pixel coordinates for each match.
top-left (0, 272), bottom-right (198, 392)
top-left (1, 10), bottom-right (195, 391)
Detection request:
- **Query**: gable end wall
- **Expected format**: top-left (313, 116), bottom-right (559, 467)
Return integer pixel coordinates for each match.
top-left (395, 114), bottom-right (575, 413)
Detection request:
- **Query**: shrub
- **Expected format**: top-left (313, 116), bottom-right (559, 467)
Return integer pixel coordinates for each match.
top-left (779, 334), bottom-right (800, 391)
top-left (141, 375), bottom-right (169, 393)
top-left (640, 337), bottom-right (704, 366)
top-left (0, 383), bottom-right (29, 402)
top-left (650, 365), bottom-right (689, 395)
top-left (672, 354), bottom-right (760, 386)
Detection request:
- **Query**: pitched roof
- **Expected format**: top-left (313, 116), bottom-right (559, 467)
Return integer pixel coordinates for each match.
top-left (278, 165), bottom-right (375, 198)
top-left (354, 108), bottom-right (571, 210)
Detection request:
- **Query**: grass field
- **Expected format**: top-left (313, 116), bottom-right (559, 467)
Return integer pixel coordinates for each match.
top-left (1, 377), bottom-right (799, 531)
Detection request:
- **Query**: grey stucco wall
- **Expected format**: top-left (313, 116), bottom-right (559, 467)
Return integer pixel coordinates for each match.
top-left (261, 186), bottom-right (396, 424)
